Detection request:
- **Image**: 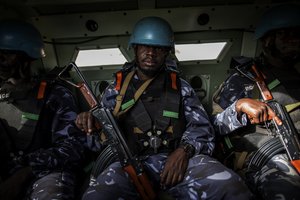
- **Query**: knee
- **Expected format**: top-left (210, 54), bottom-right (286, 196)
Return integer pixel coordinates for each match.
top-left (29, 172), bottom-right (75, 200)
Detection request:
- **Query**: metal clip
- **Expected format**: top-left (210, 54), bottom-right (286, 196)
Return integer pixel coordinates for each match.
top-left (149, 136), bottom-right (162, 153)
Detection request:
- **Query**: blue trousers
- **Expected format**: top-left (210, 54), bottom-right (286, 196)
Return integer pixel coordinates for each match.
top-left (83, 154), bottom-right (252, 200)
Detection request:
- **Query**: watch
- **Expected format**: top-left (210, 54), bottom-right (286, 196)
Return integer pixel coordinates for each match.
top-left (179, 143), bottom-right (195, 158)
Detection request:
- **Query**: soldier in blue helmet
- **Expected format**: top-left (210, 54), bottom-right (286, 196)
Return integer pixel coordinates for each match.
top-left (77, 16), bottom-right (252, 200)
top-left (0, 19), bottom-right (87, 200)
top-left (213, 4), bottom-right (300, 200)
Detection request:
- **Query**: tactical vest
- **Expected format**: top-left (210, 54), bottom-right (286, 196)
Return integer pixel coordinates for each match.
top-left (112, 63), bottom-right (185, 156)
top-left (0, 80), bottom-right (49, 160)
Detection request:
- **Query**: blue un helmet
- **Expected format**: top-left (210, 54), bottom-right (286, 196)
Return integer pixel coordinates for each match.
top-left (0, 19), bottom-right (45, 59)
top-left (128, 16), bottom-right (174, 48)
top-left (255, 4), bottom-right (300, 39)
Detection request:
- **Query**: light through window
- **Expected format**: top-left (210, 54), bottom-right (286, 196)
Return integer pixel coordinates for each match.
top-left (175, 42), bottom-right (227, 61)
top-left (75, 48), bottom-right (127, 67)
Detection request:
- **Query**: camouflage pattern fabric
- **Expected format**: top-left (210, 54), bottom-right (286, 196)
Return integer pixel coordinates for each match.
top-left (84, 71), bottom-right (252, 200)
top-left (27, 171), bottom-right (76, 200)
top-left (247, 154), bottom-right (300, 200)
top-left (1, 83), bottom-right (86, 200)
top-left (83, 153), bottom-right (251, 200)
top-left (213, 59), bottom-right (300, 200)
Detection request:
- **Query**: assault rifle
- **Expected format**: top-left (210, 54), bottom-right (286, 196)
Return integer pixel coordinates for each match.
top-left (58, 62), bottom-right (156, 200)
top-left (236, 60), bottom-right (300, 174)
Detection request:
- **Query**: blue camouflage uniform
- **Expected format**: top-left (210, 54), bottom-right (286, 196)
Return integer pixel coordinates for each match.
top-left (0, 80), bottom-right (86, 200)
top-left (83, 65), bottom-right (251, 200)
top-left (213, 56), bottom-right (300, 200)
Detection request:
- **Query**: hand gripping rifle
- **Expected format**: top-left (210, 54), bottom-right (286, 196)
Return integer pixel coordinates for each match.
top-left (236, 60), bottom-right (300, 174)
top-left (58, 62), bottom-right (156, 200)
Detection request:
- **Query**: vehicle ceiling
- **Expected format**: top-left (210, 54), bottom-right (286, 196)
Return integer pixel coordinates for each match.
top-left (1, 0), bottom-right (296, 19)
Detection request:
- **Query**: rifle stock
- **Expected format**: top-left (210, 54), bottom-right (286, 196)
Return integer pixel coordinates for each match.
top-left (58, 62), bottom-right (156, 200)
top-left (247, 63), bottom-right (300, 174)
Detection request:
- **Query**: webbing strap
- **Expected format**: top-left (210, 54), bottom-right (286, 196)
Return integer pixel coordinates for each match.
top-left (155, 72), bottom-right (180, 132)
top-left (170, 72), bottom-right (177, 90)
top-left (113, 71), bottom-right (156, 117)
top-left (22, 112), bottom-right (39, 121)
top-left (113, 71), bottom-right (135, 116)
top-left (37, 81), bottom-right (47, 99)
top-left (234, 151), bottom-right (248, 170)
top-left (285, 102), bottom-right (300, 113)
top-left (267, 78), bottom-right (280, 90)
top-left (224, 136), bottom-right (233, 149)
top-left (115, 72), bottom-right (123, 91)
top-left (133, 126), bottom-right (173, 134)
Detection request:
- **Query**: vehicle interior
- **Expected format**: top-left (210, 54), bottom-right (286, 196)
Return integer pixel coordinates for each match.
top-left (1, 0), bottom-right (299, 198)
top-left (1, 0), bottom-right (299, 114)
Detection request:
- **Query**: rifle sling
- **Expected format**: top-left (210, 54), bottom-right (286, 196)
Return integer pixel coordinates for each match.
top-left (114, 71), bottom-right (156, 118)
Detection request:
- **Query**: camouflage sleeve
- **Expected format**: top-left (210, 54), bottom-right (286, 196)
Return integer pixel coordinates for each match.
top-left (180, 79), bottom-right (215, 156)
top-left (213, 101), bottom-right (248, 135)
top-left (213, 72), bottom-right (254, 135)
top-left (101, 83), bottom-right (118, 110)
top-left (25, 85), bottom-right (86, 176)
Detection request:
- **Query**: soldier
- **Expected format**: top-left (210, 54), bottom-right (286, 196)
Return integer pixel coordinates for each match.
top-left (213, 4), bottom-right (300, 200)
top-left (77, 16), bottom-right (251, 200)
top-left (0, 19), bottom-right (86, 199)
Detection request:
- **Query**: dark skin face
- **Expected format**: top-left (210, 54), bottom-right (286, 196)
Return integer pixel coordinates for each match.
top-left (262, 27), bottom-right (300, 68)
top-left (0, 50), bottom-right (31, 83)
top-left (135, 44), bottom-right (169, 80)
top-left (234, 27), bottom-right (300, 126)
top-left (0, 51), bottom-right (19, 80)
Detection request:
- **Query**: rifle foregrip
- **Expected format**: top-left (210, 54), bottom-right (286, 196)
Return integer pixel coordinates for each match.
top-left (79, 83), bottom-right (98, 108)
top-left (291, 160), bottom-right (300, 174)
top-left (138, 173), bottom-right (156, 200)
top-left (124, 165), bottom-right (156, 200)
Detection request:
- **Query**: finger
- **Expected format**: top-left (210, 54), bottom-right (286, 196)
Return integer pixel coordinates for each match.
top-left (255, 104), bottom-right (265, 122)
top-left (87, 113), bottom-right (94, 133)
top-left (260, 107), bottom-right (267, 122)
top-left (165, 170), bottom-right (173, 186)
top-left (273, 115), bottom-right (283, 126)
top-left (160, 168), bottom-right (167, 185)
top-left (75, 115), bottom-right (84, 130)
top-left (247, 114), bottom-right (257, 124)
top-left (267, 107), bottom-right (282, 125)
top-left (82, 113), bottom-right (89, 133)
top-left (171, 171), bottom-right (180, 186)
top-left (177, 173), bottom-right (183, 184)
top-left (247, 114), bottom-right (253, 124)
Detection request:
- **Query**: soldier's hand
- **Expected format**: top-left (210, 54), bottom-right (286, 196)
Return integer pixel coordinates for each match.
top-left (75, 111), bottom-right (96, 134)
top-left (236, 98), bottom-right (282, 125)
top-left (160, 148), bottom-right (188, 188)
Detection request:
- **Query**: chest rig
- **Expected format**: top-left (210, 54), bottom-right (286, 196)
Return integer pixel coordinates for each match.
top-left (0, 80), bottom-right (48, 157)
top-left (112, 63), bottom-right (185, 156)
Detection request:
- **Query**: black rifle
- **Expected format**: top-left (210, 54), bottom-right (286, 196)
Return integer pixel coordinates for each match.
top-left (58, 62), bottom-right (156, 200)
top-left (236, 60), bottom-right (300, 174)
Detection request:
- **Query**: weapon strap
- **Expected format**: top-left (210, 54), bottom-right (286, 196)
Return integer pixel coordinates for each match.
top-left (285, 102), bottom-right (300, 113)
top-left (155, 72), bottom-right (180, 132)
top-left (113, 70), bottom-right (156, 118)
top-left (113, 70), bottom-right (135, 116)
